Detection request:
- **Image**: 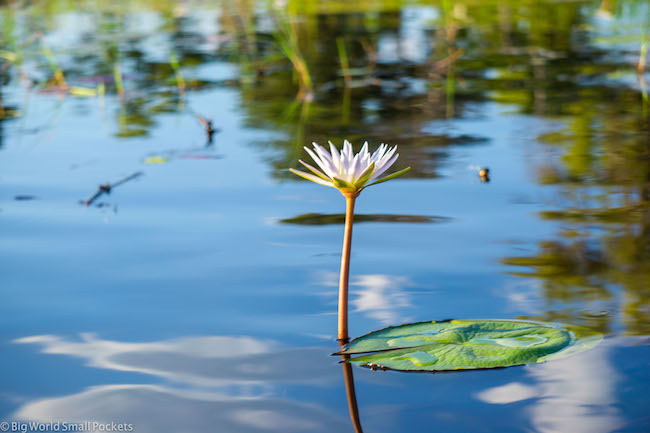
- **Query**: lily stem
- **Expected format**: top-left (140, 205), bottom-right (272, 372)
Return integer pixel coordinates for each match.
top-left (338, 192), bottom-right (357, 342)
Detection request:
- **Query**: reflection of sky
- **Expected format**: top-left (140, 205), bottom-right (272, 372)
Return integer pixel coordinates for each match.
top-left (320, 272), bottom-right (413, 325)
top-left (42, 9), bottom-right (223, 67)
top-left (476, 342), bottom-right (623, 433)
top-left (14, 334), bottom-right (336, 388)
top-left (11, 334), bottom-right (649, 433)
top-left (377, 7), bottom-right (437, 63)
top-left (587, 2), bottom-right (649, 90)
top-left (16, 384), bottom-right (343, 433)
top-left (351, 274), bottom-right (412, 325)
top-left (12, 334), bottom-right (348, 433)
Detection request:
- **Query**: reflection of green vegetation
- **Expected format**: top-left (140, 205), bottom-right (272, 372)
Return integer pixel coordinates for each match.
top-left (502, 241), bottom-right (610, 299)
top-left (3, 0), bottom-right (642, 143)
top-left (1, 0), bottom-right (648, 335)
top-left (279, 213), bottom-right (448, 225)
top-left (540, 205), bottom-right (649, 224)
top-left (503, 229), bottom-right (650, 336)
top-left (272, 9), bottom-right (313, 99)
top-left (517, 310), bottom-right (612, 340)
top-left (491, 1), bottom-right (650, 337)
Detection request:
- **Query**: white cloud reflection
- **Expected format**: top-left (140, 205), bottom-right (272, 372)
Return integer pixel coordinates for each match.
top-left (320, 272), bottom-right (413, 325)
top-left (351, 274), bottom-right (412, 325)
top-left (12, 334), bottom-right (346, 433)
top-left (475, 342), bottom-right (622, 433)
top-left (475, 382), bottom-right (537, 404)
top-left (14, 384), bottom-right (345, 433)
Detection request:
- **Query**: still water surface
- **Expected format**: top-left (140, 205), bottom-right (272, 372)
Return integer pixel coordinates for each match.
top-left (1, 1), bottom-right (649, 432)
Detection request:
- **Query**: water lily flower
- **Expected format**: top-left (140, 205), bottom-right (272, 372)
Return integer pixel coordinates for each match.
top-left (290, 139), bottom-right (410, 196)
top-left (289, 139), bottom-right (410, 343)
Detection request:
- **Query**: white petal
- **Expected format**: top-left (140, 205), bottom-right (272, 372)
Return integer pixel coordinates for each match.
top-left (290, 169), bottom-right (335, 187)
top-left (360, 142), bottom-right (369, 159)
top-left (354, 162), bottom-right (376, 186)
top-left (305, 146), bottom-right (336, 178)
top-left (346, 153), bottom-right (360, 182)
top-left (328, 141), bottom-right (341, 172)
top-left (376, 146), bottom-right (397, 170)
top-left (299, 159), bottom-right (330, 180)
top-left (370, 152), bottom-right (399, 181)
top-left (313, 143), bottom-right (339, 177)
top-left (359, 145), bottom-right (369, 167)
top-left (339, 144), bottom-right (349, 170)
top-left (351, 153), bottom-right (364, 181)
top-left (343, 139), bottom-right (353, 162)
top-left (370, 143), bottom-right (387, 162)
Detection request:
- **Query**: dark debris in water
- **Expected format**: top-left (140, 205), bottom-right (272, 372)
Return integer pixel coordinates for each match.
top-left (80, 172), bottom-right (143, 207)
top-left (279, 213), bottom-right (452, 226)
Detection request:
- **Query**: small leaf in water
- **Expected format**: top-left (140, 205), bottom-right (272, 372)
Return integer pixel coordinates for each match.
top-left (68, 86), bottom-right (97, 97)
top-left (144, 156), bottom-right (170, 164)
top-left (336, 319), bottom-right (602, 372)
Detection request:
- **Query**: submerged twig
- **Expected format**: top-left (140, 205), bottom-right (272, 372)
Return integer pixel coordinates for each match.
top-left (187, 108), bottom-right (218, 144)
top-left (81, 172), bottom-right (143, 206)
top-left (196, 114), bottom-right (215, 142)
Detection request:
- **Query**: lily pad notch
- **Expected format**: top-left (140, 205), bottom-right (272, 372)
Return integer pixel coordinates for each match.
top-left (335, 319), bottom-right (602, 372)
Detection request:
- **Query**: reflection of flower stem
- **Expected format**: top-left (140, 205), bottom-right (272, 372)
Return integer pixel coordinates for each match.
top-left (338, 192), bottom-right (358, 342)
top-left (340, 350), bottom-right (364, 433)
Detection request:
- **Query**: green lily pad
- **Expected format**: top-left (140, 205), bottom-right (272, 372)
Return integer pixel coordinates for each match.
top-left (336, 319), bottom-right (602, 372)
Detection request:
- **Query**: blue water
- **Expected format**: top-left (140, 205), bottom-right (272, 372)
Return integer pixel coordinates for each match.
top-left (1, 2), bottom-right (649, 432)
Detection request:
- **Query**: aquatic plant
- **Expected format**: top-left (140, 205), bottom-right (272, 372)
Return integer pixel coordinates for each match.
top-left (290, 139), bottom-right (410, 341)
top-left (291, 140), bottom-right (603, 371)
top-left (336, 319), bottom-right (602, 371)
